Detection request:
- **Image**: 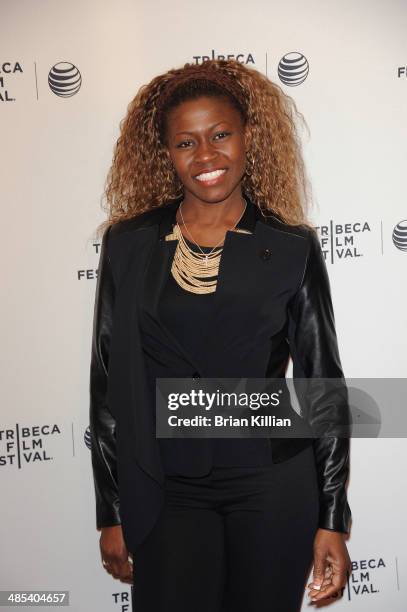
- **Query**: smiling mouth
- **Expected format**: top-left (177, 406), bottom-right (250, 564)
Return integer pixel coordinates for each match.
top-left (194, 168), bottom-right (227, 182)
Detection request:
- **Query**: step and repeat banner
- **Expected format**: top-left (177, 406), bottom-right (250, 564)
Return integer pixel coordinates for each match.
top-left (1, 0), bottom-right (406, 610)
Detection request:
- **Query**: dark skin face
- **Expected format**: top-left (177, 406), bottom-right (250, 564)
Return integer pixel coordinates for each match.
top-left (164, 95), bottom-right (251, 246)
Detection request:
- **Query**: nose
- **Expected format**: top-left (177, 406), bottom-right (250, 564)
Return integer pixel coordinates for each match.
top-left (194, 139), bottom-right (218, 164)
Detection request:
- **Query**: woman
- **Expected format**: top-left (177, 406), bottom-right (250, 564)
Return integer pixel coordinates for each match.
top-left (90, 59), bottom-right (352, 611)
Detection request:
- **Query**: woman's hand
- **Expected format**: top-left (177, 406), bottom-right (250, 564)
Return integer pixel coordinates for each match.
top-left (307, 528), bottom-right (351, 605)
top-left (99, 525), bottom-right (133, 584)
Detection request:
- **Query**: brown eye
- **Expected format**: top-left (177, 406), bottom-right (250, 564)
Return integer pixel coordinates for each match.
top-left (214, 131), bottom-right (230, 140)
top-left (176, 140), bottom-right (193, 149)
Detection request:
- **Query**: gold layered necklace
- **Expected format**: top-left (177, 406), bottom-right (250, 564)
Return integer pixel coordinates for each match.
top-left (165, 197), bottom-right (248, 295)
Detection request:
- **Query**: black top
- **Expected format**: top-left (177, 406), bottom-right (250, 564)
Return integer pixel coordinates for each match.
top-left (140, 234), bottom-right (273, 476)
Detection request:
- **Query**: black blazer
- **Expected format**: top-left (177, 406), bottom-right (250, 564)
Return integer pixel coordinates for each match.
top-left (89, 195), bottom-right (352, 552)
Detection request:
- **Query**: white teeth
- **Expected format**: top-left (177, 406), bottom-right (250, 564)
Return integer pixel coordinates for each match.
top-left (195, 169), bottom-right (226, 181)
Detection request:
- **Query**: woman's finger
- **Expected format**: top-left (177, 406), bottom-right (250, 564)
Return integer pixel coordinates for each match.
top-left (310, 583), bottom-right (341, 602)
top-left (308, 565), bottom-right (333, 589)
top-left (308, 578), bottom-right (332, 600)
top-left (103, 558), bottom-right (133, 584)
top-left (310, 571), bottom-right (346, 602)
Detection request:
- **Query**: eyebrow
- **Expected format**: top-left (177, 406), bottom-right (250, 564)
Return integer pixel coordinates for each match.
top-left (174, 121), bottom-right (230, 137)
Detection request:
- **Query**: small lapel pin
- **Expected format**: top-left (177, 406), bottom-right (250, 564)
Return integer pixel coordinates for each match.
top-left (259, 248), bottom-right (272, 261)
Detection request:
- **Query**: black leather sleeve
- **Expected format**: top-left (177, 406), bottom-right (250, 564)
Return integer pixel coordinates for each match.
top-left (89, 225), bottom-right (121, 528)
top-left (287, 229), bottom-right (352, 534)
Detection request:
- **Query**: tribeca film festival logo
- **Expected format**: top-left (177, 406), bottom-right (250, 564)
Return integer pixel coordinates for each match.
top-left (0, 60), bottom-right (81, 102)
top-left (192, 50), bottom-right (255, 64)
top-left (345, 556), bottom-right (400, 601)
top-left (0, 424), bottom-right (61, 469)
top-left (315, 220), bottom-right (371, 263)
top-left (0, 61), bottom-right (21, 102)
top-left (78, 239), bottom-right (100, 281)
top-left (110, 592), bottom-right (132, 611)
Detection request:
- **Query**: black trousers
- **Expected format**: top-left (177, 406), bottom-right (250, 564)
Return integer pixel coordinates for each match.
top-left (131, 445), bottom-right (319, 612)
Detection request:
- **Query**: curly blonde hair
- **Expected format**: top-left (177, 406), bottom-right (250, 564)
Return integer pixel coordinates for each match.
top-left (97, 59), bottom-right (314, 237)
